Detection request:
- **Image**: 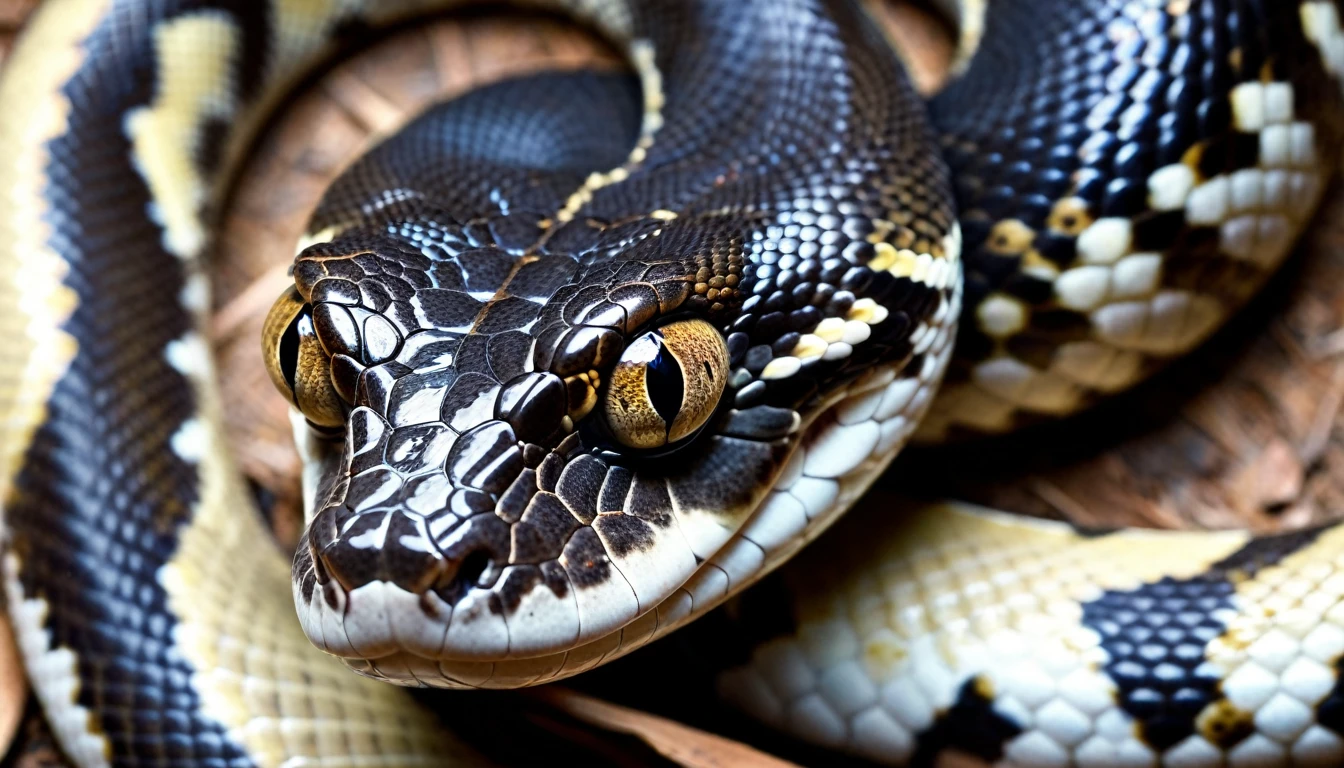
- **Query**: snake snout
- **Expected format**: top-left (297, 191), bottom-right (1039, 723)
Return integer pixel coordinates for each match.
top-left (305, 505), bottom-right (507, 600)
top-left (290, 395), bottom-right (733, 675)
top-left (294, 502), bottom-right (515, 660)
top-left (293, 397), bottom-right (632, 667)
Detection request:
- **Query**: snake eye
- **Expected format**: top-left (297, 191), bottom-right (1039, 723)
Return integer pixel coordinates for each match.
top-left (263, 287), bottom-right (346, 429)
top-left (603, 318), bottom-right (729, 450)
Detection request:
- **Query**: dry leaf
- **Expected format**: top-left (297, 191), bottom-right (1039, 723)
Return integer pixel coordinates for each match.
top-left (1253, 439), bottom-right (1305, 509)
top-left (528, 688), bottom-right (800, 768)
top-left (0, 613), bottom-right (29, 757)
top-left (862, 0), bottom-right (955, 94)
top-left (0, 0), bottom-right (36, 28)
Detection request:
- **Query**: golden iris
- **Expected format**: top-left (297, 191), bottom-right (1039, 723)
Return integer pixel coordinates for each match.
top-left (262, 287), bottom-right (345, 429)
top-left (603, 318), bottom-right (729, 450)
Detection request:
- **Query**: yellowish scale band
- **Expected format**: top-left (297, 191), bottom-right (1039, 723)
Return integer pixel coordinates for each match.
top-left (1, 0), bottom-right (497, 764)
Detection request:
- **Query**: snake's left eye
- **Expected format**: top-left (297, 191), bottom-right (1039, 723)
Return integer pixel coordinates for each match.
top-left (263, 287), bottom-right (346, 429)
top-left (603, 318), bottom-right (729, 450)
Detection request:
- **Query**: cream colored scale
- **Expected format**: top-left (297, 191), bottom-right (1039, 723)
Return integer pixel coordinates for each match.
top-left (0, 0), bottom-right (513, 765)
top-left (916, 3), bottom-right (1336, 440)
top-left (722, 503), bottom-right (1344, 766)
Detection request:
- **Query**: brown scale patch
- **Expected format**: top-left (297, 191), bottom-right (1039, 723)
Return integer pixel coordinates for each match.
top-left (985, 219), bottom-right (1035, 255)
top-left (1047, 197), bottom-right (1094, 236)
top-left (1195, 699), bottom-right (1255, 749)
top-left (690, 238), bottom-right (745, 314)
top-left (1019, 249), bottom-right (1060, 279)
top-left (886, 209), bottom-right (913, 229)
top-left (564, 369), bottom-right (600, 420)
top-left (913, 217), bottom-right (949, 249)
top-left (1003, 334), bottom-right (1061, 370)
top-left (1180, 143), bottom-right (1213, 183)
top-left (892, 225), bottom-right (918, 249)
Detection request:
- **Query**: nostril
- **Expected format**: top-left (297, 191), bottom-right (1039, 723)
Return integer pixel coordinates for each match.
top-left (458, 549), bottom-right (490, 585)
top-left (433, 548), bottom-right (492, 604)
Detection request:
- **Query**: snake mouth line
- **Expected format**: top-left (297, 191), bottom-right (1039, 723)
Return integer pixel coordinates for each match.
top-left (288, 270), bottom-right (960, 689)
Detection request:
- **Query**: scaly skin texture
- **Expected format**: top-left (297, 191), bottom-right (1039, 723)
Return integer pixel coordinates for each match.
top-left (920, 0), bottom-right (1344, 439)
top-left (6, 0), bottom-right (1342, 766)
top-left (723, 501), bottom-right (1344, 766)
top-left (0, 0), bottom-right (957, 764)
top-left (274, 1), bottom-right (959, 686)
top-left (721, 2), bottom-right (1344, 762)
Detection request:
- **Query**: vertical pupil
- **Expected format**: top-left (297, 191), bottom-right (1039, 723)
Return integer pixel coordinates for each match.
top-left (278, 310), bottom-right (306, 393)
top-left (644, 333), bottom-right (684, 430)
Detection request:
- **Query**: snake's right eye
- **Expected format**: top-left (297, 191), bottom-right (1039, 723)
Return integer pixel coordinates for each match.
top-left (602, 318), bottom-right (730, 450)
top-left (263, 287), bottom-right (346, 429)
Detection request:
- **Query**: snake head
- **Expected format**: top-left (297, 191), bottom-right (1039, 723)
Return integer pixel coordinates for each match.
top-left (262, 203), bottom-right (946, 689)
top-left (248, 210), bottom-right (778, 683)
top-left (258, 45), bottom-right (958, 684)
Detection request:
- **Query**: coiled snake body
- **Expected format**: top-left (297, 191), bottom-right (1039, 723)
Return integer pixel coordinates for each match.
top-left (0, 1), bottom-right (1341, 766)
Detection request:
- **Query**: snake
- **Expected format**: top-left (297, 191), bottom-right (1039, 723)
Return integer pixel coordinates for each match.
top-left (1, 0), bottom-right (1343, 766)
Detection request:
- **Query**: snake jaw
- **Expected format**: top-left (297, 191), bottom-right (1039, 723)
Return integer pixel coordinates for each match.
top-left (290, 376), bottom-right (806, 671)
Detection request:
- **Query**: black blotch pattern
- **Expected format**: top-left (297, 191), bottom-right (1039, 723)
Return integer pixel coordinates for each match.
top-left (912, 678), bottom-right (1023, 766)
top-left (933, 0), bottom-right (1344, 432)
top-left (1081, 526), bottom-right (1330, 753)
top-left (1083, 575), bottom-right (1233, 751)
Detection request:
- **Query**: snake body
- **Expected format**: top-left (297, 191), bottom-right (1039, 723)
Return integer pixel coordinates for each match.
top-left (0, 0), bottom-right (955, 763)
top-left (1, 0), bottom-right (1342, 766)
top-left (922, 0), bottom-right (1344, 439)
top-left (717, 3), bottom-right (1344, 764)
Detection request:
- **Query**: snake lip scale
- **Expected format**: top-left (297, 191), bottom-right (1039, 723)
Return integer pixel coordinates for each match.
top-left (2, 0), bottom-right (1344, 766)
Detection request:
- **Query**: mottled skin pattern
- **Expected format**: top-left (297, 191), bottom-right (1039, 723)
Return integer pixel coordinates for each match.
top-left (724, 504), bottom-right (1344, 766)
top-left (275, 0), bottom-right (957, 684)
top-left (717, 1), bottom-right (1344, 766)
top-left (920, 0), bottom-right (1344, 438)
top-left (4, 0), bottom-right (1342, 766)
top-left (0, 0), bottom-right (957, 764)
